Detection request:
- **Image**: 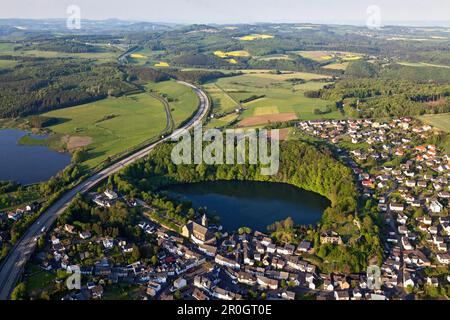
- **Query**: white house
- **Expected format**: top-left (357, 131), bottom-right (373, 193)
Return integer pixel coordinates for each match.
top-left (437, 253), bottom-right (450, 265)
top-left (173, 277), bottom-right (187, 289)
top-left (104, 189), bottom-right (118, 200)
top-left (390, 203), bottom-right (404, 212)
top-left (430, 200), bottom-right (443, 213)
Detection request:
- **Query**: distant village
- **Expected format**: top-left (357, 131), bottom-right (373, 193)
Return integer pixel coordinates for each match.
top-left (6, 117), bottom-right (449, 300)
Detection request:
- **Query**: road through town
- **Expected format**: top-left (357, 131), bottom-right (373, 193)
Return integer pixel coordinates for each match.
top-left (0, 81), bottom-right (209, 300)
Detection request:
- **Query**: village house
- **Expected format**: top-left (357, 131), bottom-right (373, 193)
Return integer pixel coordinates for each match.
top-left (256, 275), bottom-right (278, 290)
top-left (215, 254), bottom-right (240, 270)
top-left (390, 203), bottom-right (404, 212)
top-left (79, 231), bottom-right (92, 240)
top-left (104, 189), bottom-right (118, 200)
top-left (320, 231), bottom-right (343, 245)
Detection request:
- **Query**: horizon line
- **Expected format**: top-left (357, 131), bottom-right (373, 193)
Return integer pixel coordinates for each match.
top-left (1, 17), bottom-right (450, 28)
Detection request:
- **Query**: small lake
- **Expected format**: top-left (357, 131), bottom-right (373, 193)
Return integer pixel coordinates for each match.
top-left (0, 129), bottom-right (71, 184)
top-left (163, 180), bottom-right (330, 232)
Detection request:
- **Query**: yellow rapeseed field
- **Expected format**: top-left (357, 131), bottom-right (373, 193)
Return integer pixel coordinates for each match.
top-left (214, 51), bottom-right (228, 58)
top-left (239, 34), bottom-right (274, 41)
top-left (154, 61), bottom-right (170, 67)
top-left (214, 50), bottom-right (250, 58)
top-left (130, 53), bottom-right (146, 58)
top-left (342, 55), bottom-right (362, 61)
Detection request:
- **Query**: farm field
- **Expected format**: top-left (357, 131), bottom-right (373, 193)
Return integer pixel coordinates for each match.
top-left (154, 61), bottom-right (170, 67)
top-left (0, 48), bottom-right (121, 62)
top-left (398, 61), bottom-right (450, 69)
top-left (0, 42), bottom-right (18, 52)
top-left (145, 80), bottom-right (199, 128)
top-left (322, 62), bottom-right (350, 70)
top-left (417, 113), bottom-right (450, 133)
top-left (214, 50), bottom-right (251, 58)
top-left (206, 71), bottom-right (342, 127)
top-left (238, 34), bottom-right (274, 41)
top-left (256, 54), bottom-right (293, 61)
top-left (43, 93), bottom-right (168, 168)
top-left (0, 59), bottom-right (17, 69)
top-left (206, 113), bottom-right (239, 129)
top-left (127, 48), bottom-right (166, 65)
top-left (202, 83), bottom-right (240, 115)
top-left (296, 50), bottom-right (363, 63)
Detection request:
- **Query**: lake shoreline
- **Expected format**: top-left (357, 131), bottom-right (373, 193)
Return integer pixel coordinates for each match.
top-left (162, 180), bottom-right (330, 232)
top-left (0, 129), bottom-right (71, 185)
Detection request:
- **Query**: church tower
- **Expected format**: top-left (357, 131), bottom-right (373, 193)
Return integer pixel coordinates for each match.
top-left (201, 214), bottom-right (208, 227)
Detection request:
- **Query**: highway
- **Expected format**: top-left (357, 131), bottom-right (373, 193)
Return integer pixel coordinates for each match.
top-left (0, 81), bottom-right (209, 300)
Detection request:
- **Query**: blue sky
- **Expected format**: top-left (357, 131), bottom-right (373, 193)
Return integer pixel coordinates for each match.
top-left (2, 0), bottom-right (450, 25)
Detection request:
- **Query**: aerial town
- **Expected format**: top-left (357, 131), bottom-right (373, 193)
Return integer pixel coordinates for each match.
top-left (5, 117), bottom-right (446, 301)
top-left (1, 3), bottom-right (450, 308)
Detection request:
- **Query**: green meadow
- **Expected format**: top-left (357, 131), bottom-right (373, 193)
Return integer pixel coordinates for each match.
top-left (0, 59), bottom-right (17, 69)
top-left (145, 80), bottom-right (199, 128)
top-left (43, 93), bottom-right (168, 168)
top-left (205, 72), bottom-right (342, 126)
top-left (417, 113), bottom-right (450, 133)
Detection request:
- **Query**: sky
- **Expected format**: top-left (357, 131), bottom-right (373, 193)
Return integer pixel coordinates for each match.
top-left (1, 0), bottom-right (450, 25)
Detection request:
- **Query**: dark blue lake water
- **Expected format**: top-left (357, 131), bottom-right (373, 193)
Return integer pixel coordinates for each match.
top-left (164, 180), bottom-right (330, 232)
top-left (0, 129), bottom-right (71, 184)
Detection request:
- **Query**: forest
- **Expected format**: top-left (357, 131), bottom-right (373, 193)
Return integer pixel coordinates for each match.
top-left (310, 75), bottom-right (450, 118)
top-left (0, 57), bottom-right (136, 117)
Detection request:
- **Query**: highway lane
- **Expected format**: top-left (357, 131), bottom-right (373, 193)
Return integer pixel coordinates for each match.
top-left (0, 81), bottom-right (209, 300)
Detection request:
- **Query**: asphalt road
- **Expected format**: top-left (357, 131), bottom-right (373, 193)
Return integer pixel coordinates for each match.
top-left (0, 81), bottom-right (209, 300)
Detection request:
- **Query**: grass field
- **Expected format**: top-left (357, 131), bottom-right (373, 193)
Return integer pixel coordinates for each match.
top-left (253, 106), bottom-right (279, 116)
top-left (103, 284), bottom-right (142, 300)
top-left (0, 42), bottom-right (19, 52)
top-left (398, 61), bottom-right (450, 69)
top-left (127, 48), bottom-right (166, 65)
top-left (206, 71), bottom-right (342, 127)
top-left (257, 54), bottom-right (293, 61)
top-left (202, 83), bottom-right (240, 114)
top-left (25, 264), bottom-right (56, 298)
top-left (43, 93), bottom-right (168, 168)
top-left (1, 49), bottom-right (121, 62)
top-left (417, 113), bottom-right (450, 133)
top-left (322, 62), bottom-right (350, 70)
top-left (145, 80), bottom-right (199, 128)
top-left (0, 59), bottom-right (17, 69)
top-left (206, 113), bottom-right (239, 128)
top-left (297, 51), bottom-right (334, 62)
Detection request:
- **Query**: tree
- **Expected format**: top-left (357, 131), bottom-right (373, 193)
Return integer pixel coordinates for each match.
top-left (72, 149), bottom-right (87, 164)
top-left (131, 245), bottom-right (141, 262)
top-left (40, 291), bottom-right (50, 300)
top-left (413, 208), bottom-right (425, 219)
top-left (10, 282), bottom-right (27, 300)
top-left (405, 285), bottom-right (415, 294)
top-left (37, 235), bottom-right (45, 250)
